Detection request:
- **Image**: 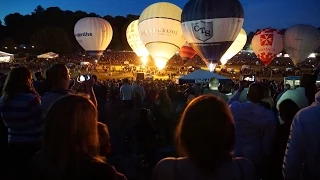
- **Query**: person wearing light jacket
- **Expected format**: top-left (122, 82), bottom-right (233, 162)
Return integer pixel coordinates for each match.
top-left (283, 90), bottom-right (320, 180)
top-left (228, 82), bottom-right (276, 178)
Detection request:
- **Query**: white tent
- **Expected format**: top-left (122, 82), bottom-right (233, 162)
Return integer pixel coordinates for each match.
top-left (0, 51), bottom-right (14, 62)
top-left (37, 52), bottom-right (59, 59)
top-left (179, 69), bottom-right (231, 84)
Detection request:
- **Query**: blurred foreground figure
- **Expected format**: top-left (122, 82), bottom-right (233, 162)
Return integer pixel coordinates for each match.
top-left (283, 91), bottom-right (320, 180)
top-left (0, 67), bottom-right (43, 179)
top-left (30, 95), bottom-right (126, 180)
top-left (153, 95), bottom-right (256, 180)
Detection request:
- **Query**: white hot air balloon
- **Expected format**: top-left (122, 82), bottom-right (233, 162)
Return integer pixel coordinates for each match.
top-left (74, 17), bottom-right (113, 60)
top-left (284, 24), bottom-right (320, 65)
top-left (126, 20), bottom-right (150, 65)
top-left (138, 2), bottom-right (185, 70)
top-left (221, 28), bottom-right (247, 65)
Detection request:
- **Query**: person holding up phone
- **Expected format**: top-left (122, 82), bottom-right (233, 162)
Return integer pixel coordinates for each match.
top-left (41, 64), bottom-right (97, 113)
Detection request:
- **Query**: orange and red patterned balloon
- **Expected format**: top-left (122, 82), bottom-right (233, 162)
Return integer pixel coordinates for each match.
top-left (179, 43), bottom-right (197, 61)
top-left (251, 28), bottom-right (283, 66)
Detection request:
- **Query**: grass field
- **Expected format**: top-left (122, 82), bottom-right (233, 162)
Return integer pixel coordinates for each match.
top-left (0, 64), bottom-right (312, 82)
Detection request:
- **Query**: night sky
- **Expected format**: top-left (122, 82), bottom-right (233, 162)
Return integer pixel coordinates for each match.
top-left (1, 0), bottom-right (319, 31)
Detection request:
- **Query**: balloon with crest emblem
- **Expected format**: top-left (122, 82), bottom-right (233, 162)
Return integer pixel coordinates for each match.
top-left (181, 0), bottom-right (244, 70)
top-left (251, 28), bottom-right (283, 66)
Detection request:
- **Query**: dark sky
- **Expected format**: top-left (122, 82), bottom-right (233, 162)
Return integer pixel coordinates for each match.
top-left (1, 0), bottom-right (319, 31)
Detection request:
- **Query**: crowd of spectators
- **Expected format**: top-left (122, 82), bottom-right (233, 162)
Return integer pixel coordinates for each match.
top-left (0, 61), bottom-right (320, 179)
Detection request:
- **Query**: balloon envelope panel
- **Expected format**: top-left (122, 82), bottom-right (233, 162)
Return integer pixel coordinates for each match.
top-left (126, 20), bottom-right (149, 57)
top-left (179, 43), bottom-right (197, 61)
top-left (284, 24), bottom-right (320, 65)
top-left (221, 28), bottom-right (247, 65)
top-left (181, 0), bottom-right (244, 64)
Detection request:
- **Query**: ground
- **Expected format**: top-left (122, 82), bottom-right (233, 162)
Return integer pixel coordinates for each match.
top-left (0, 64), bottom-right (312, 82)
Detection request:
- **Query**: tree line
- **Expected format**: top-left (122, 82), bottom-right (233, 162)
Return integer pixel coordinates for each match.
top-left (0, 5), bottom-right (319, 54)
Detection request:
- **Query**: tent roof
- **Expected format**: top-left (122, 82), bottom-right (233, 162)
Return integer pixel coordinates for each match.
top-left (179, 69), bottom-right (230, 80)
top-left (0, 51), bottom-right (14, 56)
top-left (37, 52), bottom-right (59, 59)
top-left (285, 76), bottom-right (320, 81)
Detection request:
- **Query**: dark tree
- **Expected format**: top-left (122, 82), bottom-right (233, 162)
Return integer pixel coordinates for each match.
top-left (279, 28), bottom-right (287, 34)
top-left (30, 27), bottom-right (71, 53)
top-left (2, 37), bottom-right (16, 49)
top-left (33, 5), bottom-right (45, 15)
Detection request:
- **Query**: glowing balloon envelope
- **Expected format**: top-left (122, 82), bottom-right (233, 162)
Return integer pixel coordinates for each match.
top-left (126, 20), bottom-right (149, 65)
top-left (252, 28), bottom-right (283, 66)
top-left (284, 24), bottom-right (320, 65)
top-left (221, 28), bottom-right (247, 65)
top-left (138, 2), bottom-right (185, 70)
top-left (179, 42), bottom-right (197, 61)
top-left (181, 0), bottom-right (244, 70)
top-left (74, 17), bottom-right (113, 60)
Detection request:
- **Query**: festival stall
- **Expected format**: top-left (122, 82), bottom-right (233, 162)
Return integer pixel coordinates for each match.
top-left (178, 69), bottom-right (231, 84)
top-left (37, 52), bottom-right (59, 59)
top-left (80, 62), bottom-right (90, 65)
top-left (284, 76), bottom-right (320, 89)
top-left (0, 51), bottom-right (14, 62)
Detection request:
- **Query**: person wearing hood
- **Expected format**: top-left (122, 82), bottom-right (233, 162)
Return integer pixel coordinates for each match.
top-left (275, 84), bottom-right (291, 103)
top-left (228, 82), bottom-right (276, 178)
top-left (283, 90), bottom-right (320, 180)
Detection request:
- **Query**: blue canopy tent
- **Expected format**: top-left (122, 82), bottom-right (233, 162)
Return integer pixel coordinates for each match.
top-left (284, 76), bottom-right (320, 89)
top-left (178, 69), bottom-right (231, 84)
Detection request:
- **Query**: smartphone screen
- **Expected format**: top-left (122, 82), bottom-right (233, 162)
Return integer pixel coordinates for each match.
top-left (243, 75), bottom-right (255, 82)
top-left (79, 75), bottom-right (86, 82)
top-left (77, 75), bottom-right (90, 82)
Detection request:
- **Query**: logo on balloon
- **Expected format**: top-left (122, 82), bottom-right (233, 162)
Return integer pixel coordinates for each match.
top-left (141, 28), bottom-right (178, 36)
top-left (75, 32), bottom-right (93, 38)
top-left (192, 21), bottom-right (213, 42)
top-left (260, 34), bottom-right (274, 46)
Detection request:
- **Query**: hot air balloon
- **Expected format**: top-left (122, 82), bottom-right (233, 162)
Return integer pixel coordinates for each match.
top-left (284, 24), bottom-right (320, 65)
top-left (74, 17), bottom-right (113, 60)
top-left (181, 0), bottom-right (244, 71)
top-left (126, 20), bottom-right (150, 65)
top-left (251, 28), bottom-right (283, 66)
top-left (179, 42), bottom-right (197, 62)
top-left (138, 2), bottom-right (185, 70)
top-left (221, 28), bottom-right (247, 65)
